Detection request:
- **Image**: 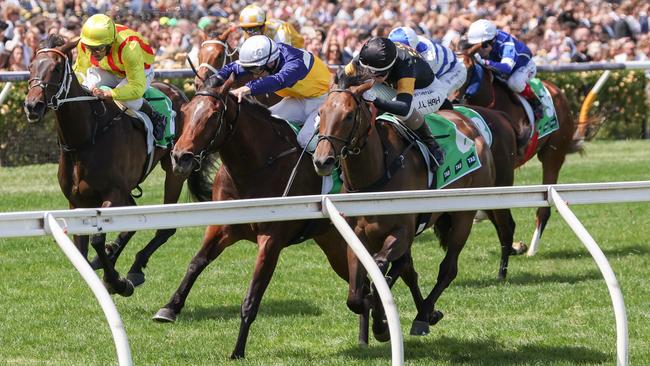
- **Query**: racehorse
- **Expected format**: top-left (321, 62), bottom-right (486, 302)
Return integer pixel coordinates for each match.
top-left (312, 70), bottom-right (501, 338)
top-left (153, 75), bottom-right (377, 359)
top-left (23, 35), bottom-right (188, 295)
top-left (455, 50), bottom-right (586, 252)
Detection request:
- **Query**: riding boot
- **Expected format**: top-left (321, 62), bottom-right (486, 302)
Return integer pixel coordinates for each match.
top-left (140, 100), bottom-right (166, 141)
top-left (414, 123), bottom-right (445, 168)
top-left (520, 84), bottom-right (544, 121)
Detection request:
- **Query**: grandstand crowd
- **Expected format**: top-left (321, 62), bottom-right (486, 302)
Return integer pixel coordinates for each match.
top-left (1, 0), bottom-right (649, 71)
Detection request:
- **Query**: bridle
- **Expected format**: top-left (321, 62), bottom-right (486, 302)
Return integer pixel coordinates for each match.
top-left (27, 48), bottom-right (98, 110)
top-left (189, 87), bottom-right (239, 169)
top-left (198, 40), bottom-right (238, 76)
top-left (317, 88), bottom-right (375, 161)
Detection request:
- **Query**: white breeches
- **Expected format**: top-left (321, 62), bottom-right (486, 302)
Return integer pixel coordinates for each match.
top-left (371, 78), bottom-right (447, 119)
top-left (507, 60), bottom-right (537, 93)
top-left (268, 94), bottom-right (328, 148)
top-left (81, 66), bottom-right (155, 110)
top-left (437, 61), bottom-right (467, 98)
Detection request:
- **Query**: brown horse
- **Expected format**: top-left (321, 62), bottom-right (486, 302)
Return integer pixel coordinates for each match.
top-left (455, 51), bottom-right (585, 252)
top-left (153, 75), bottom-right (361, 359)
top-left (23, 35), bottom-right (188, 295)
top-left (312, 71), bottom-right (499, 338)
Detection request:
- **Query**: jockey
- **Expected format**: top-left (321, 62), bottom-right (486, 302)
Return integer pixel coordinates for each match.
top-left (344, 37), bottom-right (445, 166)
top-left (216, 35), bottom-right (330, 148)
top-left (466, 19), bottom-right (543, 119)
top-left (388, 26), bottom-right (467, 100)
top-left (73, 14), bottom-right (166, 140)
top-left (239, 4), bottom-right (304, 49)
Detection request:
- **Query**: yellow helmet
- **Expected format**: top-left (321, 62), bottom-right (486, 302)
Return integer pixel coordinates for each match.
top-left (239, 5), bottom-right (266, 28)
top-left (80, 14), bottom-right (116, 47)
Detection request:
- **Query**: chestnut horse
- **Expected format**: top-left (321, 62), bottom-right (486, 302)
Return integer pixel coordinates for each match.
top-left (23, 35), bottom-right (188, 295)
top-left (312, 71), bottom-right (501, 338)
top-left (456, 51), bottom-right (585, 252)
top-left (153, 76), bottom-right (388, 359)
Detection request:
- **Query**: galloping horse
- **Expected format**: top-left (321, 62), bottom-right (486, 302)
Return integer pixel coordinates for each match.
top-left (312, 71), bottom-right (500, 338)
top-left (23, 35), bottom-right (188, 295)
top-left (153, 76), bottom-right (365, 359)
top-left (456, 51), bottom-right (586, 251)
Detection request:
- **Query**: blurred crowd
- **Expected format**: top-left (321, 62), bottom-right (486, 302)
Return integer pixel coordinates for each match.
top-left (1, 0), bottom-right (649, 72)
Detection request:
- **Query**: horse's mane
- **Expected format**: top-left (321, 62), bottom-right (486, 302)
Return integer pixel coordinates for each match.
top-left (44, 34), bottom-right (66, 49)
top-left (201, 75), bottom-right (277, 122)
top-left (334, 67), bottom-right (374, 89)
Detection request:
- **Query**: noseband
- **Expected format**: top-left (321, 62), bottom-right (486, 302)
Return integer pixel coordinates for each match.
top-left (317, 88), bottom-right (375, 160)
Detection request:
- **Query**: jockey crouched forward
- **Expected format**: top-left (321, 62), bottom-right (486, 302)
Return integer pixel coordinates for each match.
top-left (345, 37), bottom-right (445, 167)
top-left (73, 14), bottom-right (166, 140)
top-left (466, 19), bottom-right (543, 120)
top-left (216, 35), bottom-right (330, 148)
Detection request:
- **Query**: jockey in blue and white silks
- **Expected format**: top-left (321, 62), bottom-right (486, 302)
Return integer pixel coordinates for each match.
top-left (466, 19), bottom-right (542, 118)
top-left (388, 26), bottom-right (467, 99)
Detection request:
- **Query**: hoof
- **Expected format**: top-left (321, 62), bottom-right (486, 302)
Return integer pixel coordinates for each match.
top-left (127, 272), bottom-right (146, 287)
top-left (119, 279), bottom-right (134, 297)
top-left (409, 320), bottom-right (430, 336)
top-left (373, 323), bottom-right (390, 343)
top-left (153, 308), bottom-right (177, 323)
top-left (473, 210), bottom-right (489, 223)
top-left (103, 280), bottom-right (116, 295)
top-left (429, 310), bottom-right (444, 325)
top-left (230, 351), bottom-right (244, 360)
top-left (511, 241), bottom-right (528, 255)
top-left (358, 340), bottom-right (368, 348)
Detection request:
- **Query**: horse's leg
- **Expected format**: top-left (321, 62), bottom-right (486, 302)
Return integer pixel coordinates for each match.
top-left (231, 234), bottom-right (285, 360)
top-left (345, 246), bottom-right (371, 347)
top-left (531, 146), bottom-right (567, 253)
top-left (153, 225), bottom-right (236, 322)
top-left (411, 212), bottom-right (474, 336)
top-left (89, 231), bottom-right (135, 270)
top-left (486, 209), bottom-right (518, 279)
top-left (90, 232), bottom-right (134, 297)
top-left (73, 235), bottom-right (89, 260)
top-left (127, 156), bottom-right (185, 286)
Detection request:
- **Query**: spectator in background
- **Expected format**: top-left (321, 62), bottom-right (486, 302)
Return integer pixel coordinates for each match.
top-left (7, 43), bottom-right (28, 71)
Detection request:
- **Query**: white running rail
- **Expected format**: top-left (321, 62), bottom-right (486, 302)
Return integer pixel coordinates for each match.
top-left (3, 181), bottom-right (649, 366)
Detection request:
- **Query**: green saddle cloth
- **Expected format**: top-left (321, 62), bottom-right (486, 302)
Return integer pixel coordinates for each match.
top-left (529, 78), bottom-right (559, 138)
top-left (143, 87), bottom-right (175, 147)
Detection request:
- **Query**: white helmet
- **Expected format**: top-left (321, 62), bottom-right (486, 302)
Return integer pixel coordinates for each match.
top-left (388, 26), bottom-right (418, 49)
top-left (467, 19), bottom-right (497, 44)
top-left (237, 35), bottom-right (280, 67)
top-left (239, 4), bottom-right (266, 28)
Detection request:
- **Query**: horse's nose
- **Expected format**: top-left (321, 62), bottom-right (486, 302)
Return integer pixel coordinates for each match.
top-left (313, 156), bottom-right (336, 176)
top-left (171, 150), bottom-right (195, 176)
top-left (23, 100), bottom-right (46, 123)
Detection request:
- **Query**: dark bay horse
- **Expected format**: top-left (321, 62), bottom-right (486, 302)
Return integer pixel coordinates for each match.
top-left (23, 35), bottom-right (188, 295)
top-left (153, 76), bottom-right (355, 359)
top-left (456, 51), bottom-right (586, 253)
top-left (312, 72), bottom-right (499, 338)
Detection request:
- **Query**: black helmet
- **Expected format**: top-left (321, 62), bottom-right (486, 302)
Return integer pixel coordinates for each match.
top-left (359, 37), bottom-right (397, 74)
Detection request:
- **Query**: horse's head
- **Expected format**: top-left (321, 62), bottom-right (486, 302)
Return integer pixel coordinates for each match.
top-left (172, 74), bottom-right (236, 177)
top-left (193, 26), bottom-right (236, 89)
top-left (24, 35), bottom-right (78, 123)
top-left (453, 43), bottom-right (495, 107)
top-left (313, 70), bottom-right (374, 176)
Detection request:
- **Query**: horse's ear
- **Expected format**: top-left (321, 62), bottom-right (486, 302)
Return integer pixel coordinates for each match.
top-left (60, 37), bottom-right (79, 57)
top-left (352, 79), bottom-right (374, 96)
top-left (219, 25), bottom-right (235, 41)
top-left (220, 73), bottom-right (236, 94)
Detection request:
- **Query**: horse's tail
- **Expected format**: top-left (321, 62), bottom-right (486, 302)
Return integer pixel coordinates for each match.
top-left (187, 153), bottom-right (220, 202)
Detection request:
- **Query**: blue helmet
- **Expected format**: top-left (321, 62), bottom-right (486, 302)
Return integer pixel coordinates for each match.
top-left (388, 27), bottom-right (419, 49)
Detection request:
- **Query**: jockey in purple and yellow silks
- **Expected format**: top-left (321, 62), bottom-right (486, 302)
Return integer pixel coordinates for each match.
top-left (238, 4), bottom-right (304, 49)
top-left (216, 35), bottom-right (330, 148)
top-left (73, 14), bottom-right (166, 139)
top-left (466, 19), bottom-right (543, 119)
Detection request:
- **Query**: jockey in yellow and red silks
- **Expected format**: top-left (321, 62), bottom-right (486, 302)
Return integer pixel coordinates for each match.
top-left (73, 14), bottom-right (166, 139)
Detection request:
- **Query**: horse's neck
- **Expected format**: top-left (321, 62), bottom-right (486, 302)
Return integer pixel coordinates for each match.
top-left (341, 124), bottom-right (385, 192)
top-left (218, 101), bottom-right (292, 179)
top-left (52, 75), bottom-right (98, 148)
top-left (493, 83), bottom-right (527, 122)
